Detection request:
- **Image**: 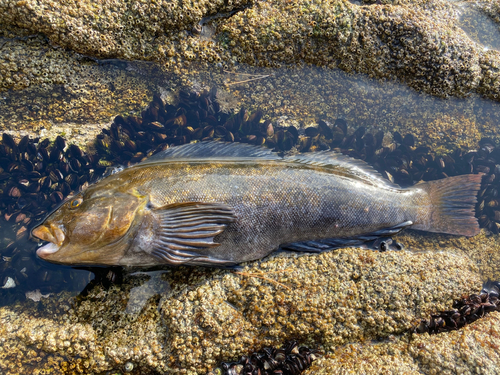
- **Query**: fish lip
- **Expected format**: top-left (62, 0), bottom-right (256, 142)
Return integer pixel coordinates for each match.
top-left (36, 242), bottom-right (61, 259)
top-left (32, 223), bottom-right (66, 248)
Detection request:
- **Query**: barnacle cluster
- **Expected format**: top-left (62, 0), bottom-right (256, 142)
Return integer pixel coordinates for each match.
top-left (218, 0), bottom-right (500, 101)
top-left (211, 340), bottom-right (317, 375)
top-left (413, 280), bottom-right (500, 334)
top-left (0, 0), bottom-right (251, 78)
top-left (2, 0), bottom-right (500, 103)
top-left (0, 33), bottom-right (158, 136)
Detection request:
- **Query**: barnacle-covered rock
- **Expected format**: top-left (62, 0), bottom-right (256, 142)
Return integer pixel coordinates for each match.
top-left (304, 311), bottom-right (500, 374)
top-left (1, 0), bottom-right (500, 122)
top-left (0, 246), bottom-right (485, 374)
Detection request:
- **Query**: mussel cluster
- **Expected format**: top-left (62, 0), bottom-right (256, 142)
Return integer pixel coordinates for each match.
top-left (93, 88), bottom-right (302, 169)
top-left (213, 340), bottom-right (317, 375)
top-left (1, 86), bottom-right (500, 305)
top-left (0, 133), bottom-right (101, 304)
top-left (413, 280), bottom-right (500, 334)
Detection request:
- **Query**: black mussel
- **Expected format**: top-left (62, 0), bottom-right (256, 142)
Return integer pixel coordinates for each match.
top-left (403, 133), bottom-right (415, 147)
top-left (265, 121), bottom-right (274, 138)
top-left (7, 186), bottom-right (21, 198)
top-left (110, 122), bottom-right (120, 140)
top-left (354, 126), bottom-right (365, 140)
top-left (2, 133), bottom-right (18, 154)
top-left (203, 126), bottom-right (215, 138)
top-left (68, 144), bottom-right (83, 160)
top-left (49, 169), bottom-right (63, 183)
top-left (374, 130), bottom-right (384, 149)
top-left (318, 120), bottom-right (333, 140)
top-left (113, 115), bottom-right (127, 127)
top-left (479, 138), bottom-right (496, 153)
top-left (254, 136), bottom-right (266, 146)
top-left (65, 174), bottom-right (79, 189)
top-left (304, 127), bottom-right (319, 138)
top-left (192, 128), bottom-right (204, 140)
top-left (476, 165), bottom-right (490, 174)
top-left (21, 159), bottom-right (34, 172)
top-left (393, 131), bottom-right (403, 144)
top-left (205, 115), bottom-right (219, 126)
top-left (49, 148), bottom-right (62, 163)
top-left (49, 191), bottom-right (64, 204)
top-left (248, 110), bottom-right (263, 125)
top-left (55, 136), bottom-right (66, 151)
top-left (286, 126), bottom-right (299, 141)
top-left (37, 147), bottom-right (49, 163)
top-left (38, 138), bottom-right (50, 149)
top-left (215, 126), bottom-right (228, 138)
top-left (145, 121), bottom-right (165, 132)
top-left (26, 142), bottom-right (37, 157)
top-left (341, 134), bottom-right (356, 149)
top-left (299, 137), bottom-right (313, 152)
top-left (363, 133), bottom-right (375, 148)
top-left (17, 135), bottom-right (30, 153)
top-left (333, 118), bottom-right (347, 135)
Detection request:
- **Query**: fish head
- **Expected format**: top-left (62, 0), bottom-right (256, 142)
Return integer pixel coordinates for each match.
top-left (32, 188), bottom-right (149, 265)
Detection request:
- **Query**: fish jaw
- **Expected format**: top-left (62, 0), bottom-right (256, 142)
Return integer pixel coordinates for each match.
top-left (37, 242), bottom-right (61, 258)
top-left (32, 223), bottom-right (66, 259)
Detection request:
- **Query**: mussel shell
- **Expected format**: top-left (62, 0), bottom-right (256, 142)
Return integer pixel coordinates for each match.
top-left (318, 120), bottom-right (333, 140)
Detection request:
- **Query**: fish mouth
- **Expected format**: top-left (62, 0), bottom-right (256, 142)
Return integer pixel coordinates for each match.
top-left (32, 223), bottom-right (65, 259)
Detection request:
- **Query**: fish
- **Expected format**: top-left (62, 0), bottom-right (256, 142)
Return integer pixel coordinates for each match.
top-left (31, 141), bottom-right (482, 267)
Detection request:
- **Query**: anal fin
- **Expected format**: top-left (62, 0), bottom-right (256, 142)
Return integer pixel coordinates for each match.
top-left (149, 202), bottom-right (237, 266)
top-left (281, 221), bottom-right (412, 253)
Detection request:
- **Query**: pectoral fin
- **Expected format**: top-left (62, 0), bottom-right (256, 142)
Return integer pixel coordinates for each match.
top-left (149, 202), bottom-right (237, 266)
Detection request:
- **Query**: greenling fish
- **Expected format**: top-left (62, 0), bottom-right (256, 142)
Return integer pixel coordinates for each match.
top-left (32, 142), bottom-right (482, 267)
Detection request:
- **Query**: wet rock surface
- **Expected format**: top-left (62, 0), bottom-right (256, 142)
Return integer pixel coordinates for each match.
top-left (1, 0), bottom-right (500, 100)
top-left (0, 246), bottom-right (485, 374)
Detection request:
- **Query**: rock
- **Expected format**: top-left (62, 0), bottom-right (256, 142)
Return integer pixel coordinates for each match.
top-left (1, 0), bottom-right (500, 102)
top-left (0, 245), bottom-right (483, 374)
top-left (305, 311), bottom-right (500, 374)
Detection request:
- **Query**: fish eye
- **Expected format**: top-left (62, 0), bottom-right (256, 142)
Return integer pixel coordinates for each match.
top-left (69, 197), bottom-right (83, 209)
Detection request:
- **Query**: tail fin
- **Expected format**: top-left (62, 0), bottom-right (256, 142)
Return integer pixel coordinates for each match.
top-left (411, 174), bottom-right (482, 237)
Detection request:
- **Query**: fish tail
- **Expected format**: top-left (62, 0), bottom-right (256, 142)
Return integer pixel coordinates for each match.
top-left (412, 174), bottom-right (482, 237)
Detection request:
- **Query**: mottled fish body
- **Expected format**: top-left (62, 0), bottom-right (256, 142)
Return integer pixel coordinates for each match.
top-left (32, 142), bottom-right (481, 267)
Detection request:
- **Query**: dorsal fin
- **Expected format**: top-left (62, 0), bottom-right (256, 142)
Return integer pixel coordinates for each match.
top-left (139, 141), bottom-right (399, 188)
top-left (140, 141), bottom-right (279, 165)
top-left (285, 151), bottom-right (401, 189)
